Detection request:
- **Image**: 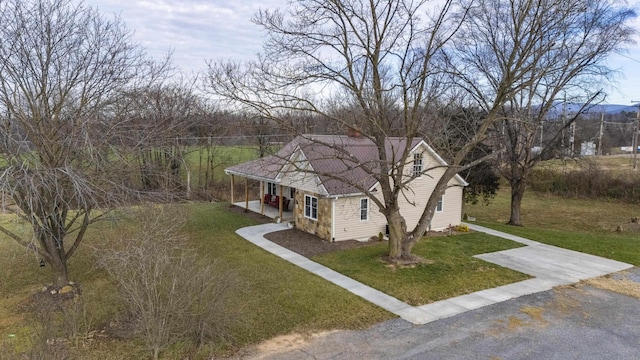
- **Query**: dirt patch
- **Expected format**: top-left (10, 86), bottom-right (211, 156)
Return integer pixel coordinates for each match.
top-left (520, 306), bottom-right (547, 325)
top-left (584, 274), bottom-right (640, 299)
top-left (242, 331), bottom-right (338, 359)
top-left (487, 305), bottom-right (549, 336)
top-left (264, 228), bottom-right (381, 257)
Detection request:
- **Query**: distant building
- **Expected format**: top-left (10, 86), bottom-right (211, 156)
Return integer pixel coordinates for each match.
top-left (581, 142), bottom-right (596, 156)
top-left (620, 146), bottom-right (640, 153)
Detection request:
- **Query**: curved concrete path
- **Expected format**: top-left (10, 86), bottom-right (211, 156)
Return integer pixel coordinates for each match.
top-left (236, 223), bottom-right (632, 325)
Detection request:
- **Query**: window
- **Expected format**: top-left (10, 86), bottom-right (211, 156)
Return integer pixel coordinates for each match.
top-left (267, 182), bottom-right (277, 195)
top-left (412, 153), bottom-right (423, 178)
top-left (304, 195), bottom-right (318, 220)
top-left (360, 198), bottom-right (369, 221)
top-left (436, 195), bottom-right (443, 212)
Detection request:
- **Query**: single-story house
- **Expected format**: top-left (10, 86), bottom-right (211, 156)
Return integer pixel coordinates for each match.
top-left (225, 133), bottom-right (467, 242)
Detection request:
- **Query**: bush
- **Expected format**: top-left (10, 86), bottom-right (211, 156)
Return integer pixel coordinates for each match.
top-left (528, 163), bottom-right (640, 204)
top-left (94, 205), bottom-right (241, 360)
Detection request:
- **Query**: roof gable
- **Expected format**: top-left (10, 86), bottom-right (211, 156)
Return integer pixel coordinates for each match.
top-left (225, 134), bottom-right (466, 195)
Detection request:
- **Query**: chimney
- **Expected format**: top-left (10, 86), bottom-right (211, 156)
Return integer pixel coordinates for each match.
top-left (347, 124), bottom-right (361, 138)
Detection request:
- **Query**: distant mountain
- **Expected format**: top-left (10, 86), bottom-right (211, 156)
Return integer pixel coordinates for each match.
top-left (543, 102), bottom-right (638, 120)
top-left (588, 104), bottom-right (638, 114)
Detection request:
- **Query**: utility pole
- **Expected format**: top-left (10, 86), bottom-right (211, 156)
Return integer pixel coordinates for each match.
top-left (570, 121), bottom-right (576, 156)
top-left (633, 101), bottom-right (640, 170)
top-left (539, 123), bottom-right (544, 147)
top-left (597, 111), bottom-right (604, 156)
top-left (561, 96), bottom-right (567, 156)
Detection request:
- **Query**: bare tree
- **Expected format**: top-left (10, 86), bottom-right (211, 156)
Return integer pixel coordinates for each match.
top-left (115, 79), bottom-right (207, 197)
top-left (453, 0), bottom-right (636, 225)
top-left (95, 206), bottom-right (240, 360)
top-left (0, 0), bottom-right (167, 290)
top-left (206, 0), bottom-right (508, 263)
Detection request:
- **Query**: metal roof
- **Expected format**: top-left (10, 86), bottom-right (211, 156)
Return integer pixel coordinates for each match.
top-left (225, 134), bottom-right (467, 196)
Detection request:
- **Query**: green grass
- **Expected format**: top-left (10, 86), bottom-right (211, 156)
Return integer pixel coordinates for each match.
top-left (0, 203), bottom-right (391, 358)
top-left (465, 187), bottom-right (640, 266)
top-left (185, 203), bottom-right (390, 345)
top-left (313, 232), bottom-right (529, 306)
top-left (182, 145), bottom-right (270, 183)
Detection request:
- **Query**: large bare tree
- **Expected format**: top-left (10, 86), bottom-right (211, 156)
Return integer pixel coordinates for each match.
top-left (206, 0), bottom-right (633, 261)
top-left (0, 0), bottom-right (166, 290)
top-left (452, 0), bottom-right (636, 225)
top-left (206, 0), bottom-right (503, 263)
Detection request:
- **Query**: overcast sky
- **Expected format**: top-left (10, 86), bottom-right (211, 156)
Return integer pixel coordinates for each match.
top-left (84, 0), bottom-right (640, 105)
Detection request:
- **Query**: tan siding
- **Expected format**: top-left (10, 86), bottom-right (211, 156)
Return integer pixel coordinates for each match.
top-left (430, 186), bottom-right (464, 231)
top-left (333, 195), bottom-right (387, 241)
top-left (398, 145), bottom-right (463, 231)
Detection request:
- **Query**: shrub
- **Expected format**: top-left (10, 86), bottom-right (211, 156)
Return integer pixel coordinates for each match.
top-left (94, 205), bottom-right (241, 360)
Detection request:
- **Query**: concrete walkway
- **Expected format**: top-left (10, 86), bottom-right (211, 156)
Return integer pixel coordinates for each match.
top-left (236, 223), bottom-right (633, 325)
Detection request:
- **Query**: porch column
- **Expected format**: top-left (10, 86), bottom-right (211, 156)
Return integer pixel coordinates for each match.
top-left (260, 182), bottom-right (265, 215)
top-left (278, 184), bottom-right (284, 219)
top-left (230, 174), bottom-right (235, 203)
top-left (244, 177), bottom-right (249, 212)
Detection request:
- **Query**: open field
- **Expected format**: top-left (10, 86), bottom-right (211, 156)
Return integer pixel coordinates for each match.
top-left (182, 145), bottom-right (263, 183)
top-left (465, 187), bottom-right (640, 265)
top-left (538, 154), bottom-right (639, 171)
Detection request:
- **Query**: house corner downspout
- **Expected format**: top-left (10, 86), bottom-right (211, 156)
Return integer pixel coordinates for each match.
top-left (331, 197), bottom-right (336, 242)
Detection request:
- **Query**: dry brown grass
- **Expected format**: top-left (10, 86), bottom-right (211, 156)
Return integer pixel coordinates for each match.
top-left (584, 273), bottom-right (640, 299)
top-left (520, 306), bottom-right (547, 324)
top-left (467, 187), bottom-right (639, 233)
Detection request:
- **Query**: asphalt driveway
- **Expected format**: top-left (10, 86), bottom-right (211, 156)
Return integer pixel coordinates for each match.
top-left (240, 278), bottom-right (640, 359)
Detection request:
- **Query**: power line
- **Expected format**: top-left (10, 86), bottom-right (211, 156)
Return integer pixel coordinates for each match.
top-left (617, 53), bottom-right (640, 64)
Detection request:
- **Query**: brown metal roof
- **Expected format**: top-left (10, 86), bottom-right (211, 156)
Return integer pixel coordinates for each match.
top-left (226, 135), bottom-right (428, 196)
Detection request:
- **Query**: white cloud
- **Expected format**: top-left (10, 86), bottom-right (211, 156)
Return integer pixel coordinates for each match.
top-left (84, 0), bottom-right (639, 104)
top-left (84, 0), bottom-right (287, 73)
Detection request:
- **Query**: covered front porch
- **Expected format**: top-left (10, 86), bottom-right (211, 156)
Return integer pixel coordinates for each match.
top-left (232, 200), bottom-right (294, 222)
top-left (228, 174), bottom-right (296, 222)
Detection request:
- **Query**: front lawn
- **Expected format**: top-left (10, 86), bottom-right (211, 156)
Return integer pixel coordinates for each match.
top-left (313, 232), bottom-right (530, 306)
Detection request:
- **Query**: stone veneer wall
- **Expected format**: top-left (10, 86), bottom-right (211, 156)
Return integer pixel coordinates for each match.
top-left (294, 190), bottom-right (332, 241)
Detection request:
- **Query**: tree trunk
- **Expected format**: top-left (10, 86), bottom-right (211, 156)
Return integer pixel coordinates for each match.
top-left (508, 178), bottom-right (526, 226)
top-left (387, 208), bottom-right (409, 260)
top-left (40, 231), bottom-right (70, 289)
top-left (49, 250), bottom-right (70, 289)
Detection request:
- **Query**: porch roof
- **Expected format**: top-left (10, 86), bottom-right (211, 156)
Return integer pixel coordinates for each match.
top-left (225, 155), bottom-right (284, 183)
